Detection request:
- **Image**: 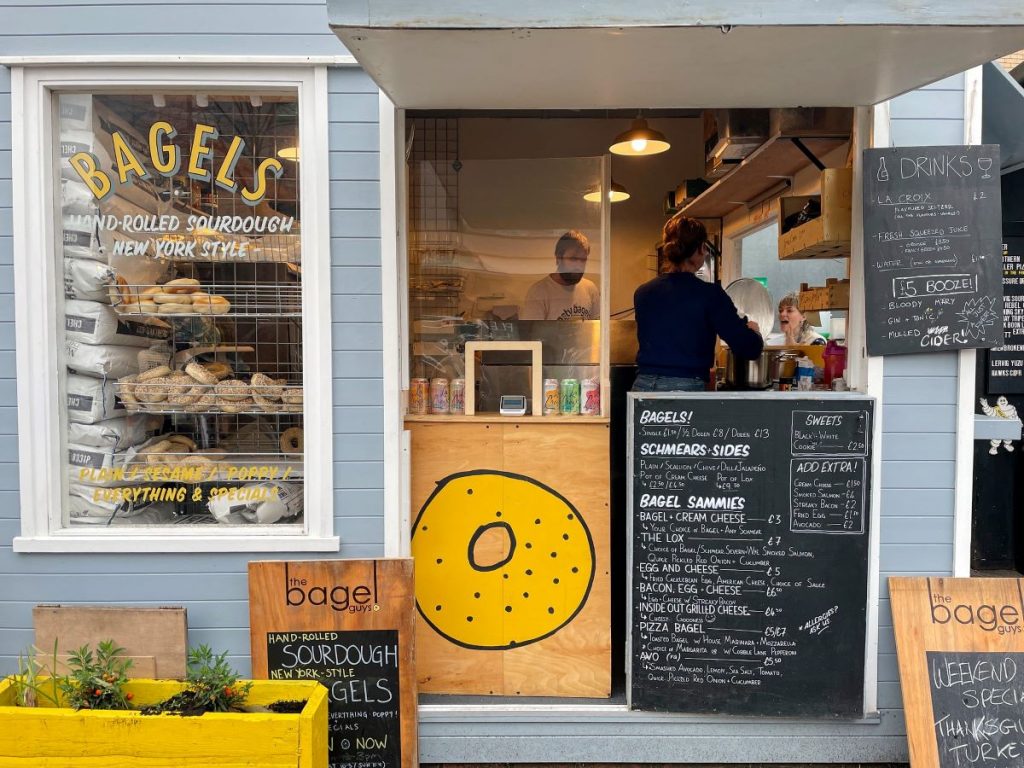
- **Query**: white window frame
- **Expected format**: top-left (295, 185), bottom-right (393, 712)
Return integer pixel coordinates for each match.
top-left (11, 64), bottom-right (337, 552)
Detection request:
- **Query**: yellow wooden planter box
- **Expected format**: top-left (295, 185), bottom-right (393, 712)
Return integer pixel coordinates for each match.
top-left (0, 677), bottom-right (328, 768)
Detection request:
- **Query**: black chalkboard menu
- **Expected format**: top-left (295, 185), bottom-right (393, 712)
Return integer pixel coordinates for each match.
top-left (628, 393), bottom-right (873, 717)
top-left (927, 650), bottom-right (1024, 767)
top-left (863, 145), bottom-right (1003, 356)
top-left (267, 629), bottom-right (401, 768)
top-left (988, 237), bottom-right (1024, 393)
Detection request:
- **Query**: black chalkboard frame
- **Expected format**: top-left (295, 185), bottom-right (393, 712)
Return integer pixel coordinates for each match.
top-left (625, 391), bottom-right (876, 718)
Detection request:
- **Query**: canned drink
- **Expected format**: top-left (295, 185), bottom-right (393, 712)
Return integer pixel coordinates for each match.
top-left (409, 378), bottom-right (429, 415)
top-left (581, 378), bottom-right (601, 416)
top-left (560, 378), bottom-right (580, 415)
top-left (430, 378), bottom-right (450, 414)
top-left (450, 378), bottom-right (466, 414)
top-left (543, 378), bottom-right (560, 415)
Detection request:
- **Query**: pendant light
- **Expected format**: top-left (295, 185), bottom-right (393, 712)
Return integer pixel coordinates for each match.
top-left (609, 117), bottom-right (670, 156)
top-left (583, 180), bottom-right (630, 203)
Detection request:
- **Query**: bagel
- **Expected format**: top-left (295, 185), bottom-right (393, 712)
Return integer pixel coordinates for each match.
top-left (142, 286), bottom-right (162, 298)
top-left (164, 278), bottom-right (201, 294)
top-left (118, 375), bottom-right (139, 404)
top-left (216, 379), bottom-right (249, 402)
top-left (283, 403), bottom-right (304, 413)
top-left (192, 295), bottom-right (231, 315)
top-left (252, 391), bottom-right (282, 412)
top-left (139, 301), bottom-right (160, 314)
top-left (280, 427), bottom-right (303, 456)
top-left (185, 361), bottom-right (218, 385)
top-left (251, 373), bottom-right (283, 399)
top-left (219, 396), bottom-right (253, 414)
top-left (203, 362), bottom-right (232, 380)
top-left (168, 382), bottom-right (202, 406)
top-left (158, 302), bottom-right (194, 315)
top-left (280, 387), bottom-right (304, 405)
top-left (139, 365), bottom-right (172, 383)
top-left (134, 378), bottom-right (170, 404)
top-left (154, 291), bottom-right (190, 304)
top-left (165, 373), bottom-right (194, 398)
top-left (411, 471), bottom-right (596, 650)
top-left (185, 391), bottom-right (218, 413)
top-left (166, 434), bottom-right (198, 451)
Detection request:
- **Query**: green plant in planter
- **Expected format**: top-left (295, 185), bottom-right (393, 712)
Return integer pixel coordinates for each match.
top-left (60, 639), bottom-right (134, 710)
top-left (143, 644), bottom-right (252, 715)
top-left (12, 640), bottom-right (61, 707)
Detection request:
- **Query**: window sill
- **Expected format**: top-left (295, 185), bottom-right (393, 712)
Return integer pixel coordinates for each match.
top-left (12, 534), bottom-right (341, 554)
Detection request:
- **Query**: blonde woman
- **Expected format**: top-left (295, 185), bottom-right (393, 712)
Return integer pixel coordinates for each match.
top-left (778, 292), bottom-right (825, 346)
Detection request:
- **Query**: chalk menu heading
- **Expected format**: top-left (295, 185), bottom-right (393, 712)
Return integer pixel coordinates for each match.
top-left (863, 145), bottom-right (1003, 356)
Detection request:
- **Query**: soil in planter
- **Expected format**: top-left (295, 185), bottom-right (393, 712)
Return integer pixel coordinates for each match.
top-left (266, 699), bottom-right (306, 713)
top-left (140, 690), bottom-right (246, 717)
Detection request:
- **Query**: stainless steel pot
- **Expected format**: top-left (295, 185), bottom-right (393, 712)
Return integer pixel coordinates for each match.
top-left (726, 350), bottom-right (774, 389)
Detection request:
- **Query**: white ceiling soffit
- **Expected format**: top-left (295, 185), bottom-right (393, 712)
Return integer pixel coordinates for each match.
top-left (329, 25), bottom-right (1024, 109)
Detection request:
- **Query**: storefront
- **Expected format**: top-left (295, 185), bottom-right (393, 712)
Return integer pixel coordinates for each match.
top-left (1, 1), bottom-right (1024, 764)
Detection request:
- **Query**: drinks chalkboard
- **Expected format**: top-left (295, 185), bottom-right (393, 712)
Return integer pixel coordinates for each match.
top-left (863, 145), bottom-right (1003, 356)
top-left (988, 238), bottom-right (1024, 393)
top-left (627, 393), bottom-right (873, 717)
top-left (928, 650), bottom-right (1024, 767)
top-left (249, 560), bottom-right (417, 768)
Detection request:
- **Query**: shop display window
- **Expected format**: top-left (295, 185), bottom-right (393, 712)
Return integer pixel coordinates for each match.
top-left (59, 91), bottom-right (304, 527)
top-left (12, 68), bottom-right (333, 549)
top-left (406, 118), bottom-right (607, 417)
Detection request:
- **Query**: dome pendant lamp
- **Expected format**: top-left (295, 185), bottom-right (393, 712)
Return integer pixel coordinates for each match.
top-left (609, 117), bottom-right (670, 156)
top-left (583, 180), bottom-right (630, 203)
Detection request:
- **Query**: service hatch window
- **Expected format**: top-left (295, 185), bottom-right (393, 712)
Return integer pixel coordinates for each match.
top-left (406, 118), bottom-right (607, 417)
top-left (58, 91), bottom-right (305, 528)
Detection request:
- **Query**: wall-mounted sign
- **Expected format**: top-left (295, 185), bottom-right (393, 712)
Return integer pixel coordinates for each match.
top-left (627, 394), bottom-right (873, 717)
top-left (249, 559), bottom-right (416, 768)
top-left (890, 576), bottom-right (1024, 768)
top-left (988, 237), bottom-right (1024, 392)
top-left (863, 145), bottom-right (1003, 356)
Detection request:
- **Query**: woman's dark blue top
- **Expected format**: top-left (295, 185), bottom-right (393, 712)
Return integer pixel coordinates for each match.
top-left (634, 272), bottom-right (765, 380)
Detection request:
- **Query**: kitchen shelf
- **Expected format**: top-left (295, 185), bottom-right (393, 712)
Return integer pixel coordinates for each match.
top-left (405, 414), bottom-right (610, 424)
top-left (679, 133), bottom-right (850, 219)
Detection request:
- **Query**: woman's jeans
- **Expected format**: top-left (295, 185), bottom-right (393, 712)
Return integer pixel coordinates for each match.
top-left (632, 374), bottom-right (706, 392)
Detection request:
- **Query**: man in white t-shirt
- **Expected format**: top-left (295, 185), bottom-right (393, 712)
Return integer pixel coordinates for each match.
top-left (520, 230), bottom-right (600, 320)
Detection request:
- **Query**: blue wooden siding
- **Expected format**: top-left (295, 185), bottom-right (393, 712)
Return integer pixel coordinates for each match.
top-left (0, 2), bottom-right (383, 676)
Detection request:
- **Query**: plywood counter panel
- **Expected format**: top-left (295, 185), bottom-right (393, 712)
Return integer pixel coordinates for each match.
top-left (407, 420), bottom-right (611, 698)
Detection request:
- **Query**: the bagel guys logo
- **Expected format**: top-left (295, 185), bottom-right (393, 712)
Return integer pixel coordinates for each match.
top-left (927, 576), bottom-right (1024, 635)
top-left (284, 562), bottom-right (382, 614)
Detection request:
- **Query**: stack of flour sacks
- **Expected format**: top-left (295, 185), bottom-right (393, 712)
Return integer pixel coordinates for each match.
top-left (60, 95), bottom-right (175, 524)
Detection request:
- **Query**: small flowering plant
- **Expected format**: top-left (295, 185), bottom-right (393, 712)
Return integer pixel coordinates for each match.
top-left (183, 644), bottom-right (251, 713)
top-left (59, 640), bottom-right (134, 710)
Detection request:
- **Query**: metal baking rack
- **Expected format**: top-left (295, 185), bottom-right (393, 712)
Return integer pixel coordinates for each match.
top-left (114, 282), bottom-right (301, 317)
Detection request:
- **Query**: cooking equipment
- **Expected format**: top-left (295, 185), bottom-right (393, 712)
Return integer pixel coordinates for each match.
top-left (725, 349), bottom-right (775, 390)
top-left (724, 277), bottom-right (774, 339)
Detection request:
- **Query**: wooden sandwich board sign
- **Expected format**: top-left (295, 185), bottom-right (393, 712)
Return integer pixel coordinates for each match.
top-left (249, 559), bottom-right (416, 768)
top-left (890, 576), bottom-right (1024, 767)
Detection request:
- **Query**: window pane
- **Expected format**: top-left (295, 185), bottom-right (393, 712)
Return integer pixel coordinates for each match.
top-left (57, 91), bottom-right (304, 528)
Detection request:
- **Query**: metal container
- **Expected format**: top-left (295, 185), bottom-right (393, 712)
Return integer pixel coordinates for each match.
top-left (772, 350), bottom-right (801, 382)
top-left (409, 378), bottom-right (429, 415)
top-left (543, 378), bottom-right (560, 415)
top-left (429, 378), bottom-right (450, 414)
top-left (726, 350), bottom-right (774, 390)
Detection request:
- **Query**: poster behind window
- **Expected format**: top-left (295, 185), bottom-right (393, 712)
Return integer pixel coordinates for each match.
top-left (57, 92), bottom-right (304, 529)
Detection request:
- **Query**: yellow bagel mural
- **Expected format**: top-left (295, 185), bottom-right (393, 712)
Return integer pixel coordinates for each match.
top-left (411, 470), bottom-right (596, 650)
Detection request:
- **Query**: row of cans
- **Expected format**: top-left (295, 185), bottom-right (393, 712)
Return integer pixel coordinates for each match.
top-left (409, 378), bottom-right (466, 415)
top-left (409, 376), bottom-right (601, 416)
top-left (545, 378), bottom-right (600, 416)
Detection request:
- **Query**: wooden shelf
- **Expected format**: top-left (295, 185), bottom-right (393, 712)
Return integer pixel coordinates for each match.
top-left (404, 414), bottom-right (609, 424)
top-left (679, 133), bottom-right (850, 219)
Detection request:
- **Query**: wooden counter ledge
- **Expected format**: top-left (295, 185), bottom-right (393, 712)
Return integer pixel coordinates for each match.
top-left (404, 413), bottom-right (610, 424)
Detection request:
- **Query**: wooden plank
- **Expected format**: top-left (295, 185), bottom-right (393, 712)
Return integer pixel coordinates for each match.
top-left (408, 421), bottom-right (610, 697)
top-left (248, 559), bottom-right (416, 768)
top-left (33, 605), bottom-right (187, 678)
top-left (890, 576), bottom-right (1024, 768)
top-left (680, 135), bottom-right (850, 219)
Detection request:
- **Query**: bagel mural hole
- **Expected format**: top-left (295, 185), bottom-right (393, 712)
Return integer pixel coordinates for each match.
top-left (468, 521), bottom-right (516, 572)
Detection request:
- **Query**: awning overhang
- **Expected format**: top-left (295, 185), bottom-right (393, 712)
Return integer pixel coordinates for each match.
top-left (327, 3), bottom-right (1024, 109)
top-left (983, 61), bottom-right (1024, 174)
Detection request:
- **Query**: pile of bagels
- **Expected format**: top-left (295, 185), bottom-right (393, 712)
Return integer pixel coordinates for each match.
top-left (133, 433), bottom-right (227, 469)
top-left (118, 362), bottom-right (303, 414)
top-left (116, 278), bottom-right (231, 316)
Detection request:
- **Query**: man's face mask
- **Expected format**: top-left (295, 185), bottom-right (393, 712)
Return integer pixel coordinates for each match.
top-left (557, 247), bottom-right (588, 284)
